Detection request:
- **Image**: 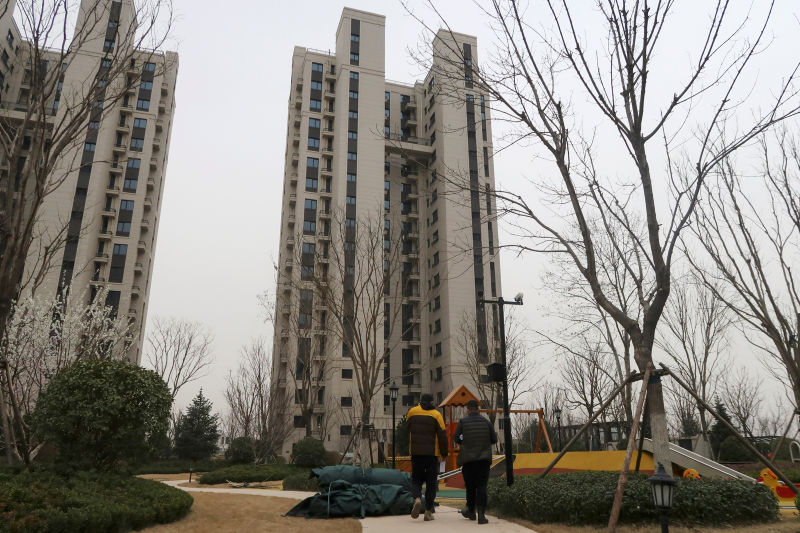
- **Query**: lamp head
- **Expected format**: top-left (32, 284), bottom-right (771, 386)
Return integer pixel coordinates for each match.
top-left (514, 292), bottom-right (524, 304)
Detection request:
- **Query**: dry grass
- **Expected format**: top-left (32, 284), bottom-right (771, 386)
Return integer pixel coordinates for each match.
top-left (499, 515), bottom-right (800, 532)
top-left (140, 492), bottom-right (361, 533)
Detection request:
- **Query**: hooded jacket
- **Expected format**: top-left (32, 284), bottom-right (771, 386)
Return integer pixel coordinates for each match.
top-left (406, 399), bottom-right (448, 457)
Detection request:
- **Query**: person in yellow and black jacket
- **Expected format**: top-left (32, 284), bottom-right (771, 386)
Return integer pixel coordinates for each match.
top-left (406, 393), bottom-right (448, 521)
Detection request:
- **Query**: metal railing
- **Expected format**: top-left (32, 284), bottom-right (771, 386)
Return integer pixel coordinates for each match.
top-left (385, 132), bottom-right (431, 146)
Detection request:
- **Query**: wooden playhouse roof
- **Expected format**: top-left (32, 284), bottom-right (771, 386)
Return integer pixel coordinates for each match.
top-left (439, 384), bottom-right (481, 408)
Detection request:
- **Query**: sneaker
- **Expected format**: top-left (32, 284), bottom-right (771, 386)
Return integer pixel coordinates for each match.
top-left (424, 510), bottom-right (434, 521)
top-left (411, 498), bottom-right (422, 519)
top-left (460, 507), bottom-right (476, 520)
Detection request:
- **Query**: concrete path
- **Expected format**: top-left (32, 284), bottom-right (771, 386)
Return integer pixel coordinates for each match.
top-left (162, 480), bottom-right (535, 532)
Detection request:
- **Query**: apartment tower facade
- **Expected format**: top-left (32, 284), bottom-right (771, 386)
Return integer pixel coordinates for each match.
top-left (0, 0), bottom-right (178, 362)
top-left (274, 8), bottom-right (501, 456)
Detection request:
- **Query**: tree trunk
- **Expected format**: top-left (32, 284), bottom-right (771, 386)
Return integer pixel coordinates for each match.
top-left (634, 347), bottom-right (672, 472)
top-left (0, 370), bottom-right (20, 464)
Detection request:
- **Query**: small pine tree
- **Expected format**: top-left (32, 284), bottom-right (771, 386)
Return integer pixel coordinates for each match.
top-left (709, 400), bottom-right (733, 459)
top-left (174, 390), bottom-right (220, 462)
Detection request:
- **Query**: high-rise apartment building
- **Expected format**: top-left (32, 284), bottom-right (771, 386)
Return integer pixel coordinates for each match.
top-left (273, 8), bottom-right (501, 456)
top-left (0, 0), bottom-right (177, 362)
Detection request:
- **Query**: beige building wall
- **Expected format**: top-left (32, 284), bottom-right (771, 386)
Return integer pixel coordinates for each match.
top-left (2, 0), bottom-right (178, 363)
top-left (273, 8), bottom-right (502, 458)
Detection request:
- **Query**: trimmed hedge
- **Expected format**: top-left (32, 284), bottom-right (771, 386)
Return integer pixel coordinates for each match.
top-left (198, 464), bottom-right (306, 485)
top-left (0, 469), bottom-right (193, 532)
top-left (282, 472), bottom-right (320, 491)
top-left (488, 472), bottom-right (778, 526)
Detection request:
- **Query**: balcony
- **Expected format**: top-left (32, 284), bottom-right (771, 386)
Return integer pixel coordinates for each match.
top-left (290, 172), bottom-right (298, 186)
top-left (296, 77), bottom-right (303, 90)
top-left (147, 177), bottom-right (155, 189)
top-left (293, 114), bottom-right (301, 127)
top-left (116, 122), bottom-right (130, 133)
top-left (152, 137), bottom-right (161, 151)
top-left (320, 167), bottom-right (333, 177)
top-left (324, 69), bottom-right (336, 81)
top-left (320, 188), bottom-right (332, 199)
top-left (401, 97), bottom-right (417, 111)
top-left (150, 157), bottom-right (158, 169)
top-left (134, 262), bottom-right (144, 273)
top-left (408, 383), bottom-right (423, 392)
top-left (291, 152), bottom-right (299, 165)
top-left (89, 276), bottom-right (106, 285)
top-left (288, 193), bottom-right (296, 206)
top-left (158, 99), bottom-right (166, 113)
top-left (321, 146), bottom-right (334, 156)
top-left (155, 118), bottom-right (164, 131)
top-left (317, 232), bottom-right (331, 241)
top-left (284, 259), bottom-right (293, 271)
top-left (161, 81), bottom-right (169, 95)
top-left (137, 239), bottom-right (147, 251)
top-left (294, 95), bottom-right (302, 108)
top-left (407, 360), bottom-right (422, 370)
top-left (286, 236), bottom-right (295, 247)
top-left (323, 87), bottom-right (335, 99)
top-left (131, 285), bottom-right (141, 297)
top-left (322, 128), bottom-right (334, 138)
top-left (109, 162), bottom-right (123, 174)
top-left (112, 143), bottom-right (127, 155)
top-left (98, 230), bottom-right (113, 240)
top-left (281, 305), bottom-right (290, 315)
top-left (293, 133), bottom-right (300, 146)
top-left (141, 219), bottom-right (151, 230)
top-left (322, 106), bottom-right (334, 119)
top-left (287, 214), bottom-right (295, 226)
top-left (95, 253), bottom-right (109, 262)
top-left (144, 198), bottom-right (152, 210)
top-left (102, 207), bottom-right (116, 216)
top-left (119, 102), bottom-right (133, 114)
top-left (106, 185), bottom-right (120, 196)
top-left (319, 209), bottom-right (331, 219)
top-left (385, 132), bottom-right (434, 156)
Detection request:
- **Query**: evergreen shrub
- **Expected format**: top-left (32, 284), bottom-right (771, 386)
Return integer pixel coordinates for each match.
top-left (290, 437), bottom-right (326, 467)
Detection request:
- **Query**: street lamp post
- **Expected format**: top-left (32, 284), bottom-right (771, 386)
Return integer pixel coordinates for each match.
top-left (389, 381), bottom-right (399, 469)
top-left (649, 462), bottom-right (676, 533)
top-left (478, 293), bottom-right (524, 486)
top-left (553, 406), bottom-right (562, 451)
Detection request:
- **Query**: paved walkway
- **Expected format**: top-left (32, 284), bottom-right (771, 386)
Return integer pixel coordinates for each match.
top-left (163, 480), bottom-right (534, 532)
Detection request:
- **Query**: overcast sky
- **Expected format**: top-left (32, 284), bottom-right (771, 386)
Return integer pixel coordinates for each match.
top-left (147, 1), bottom-right (800, 416)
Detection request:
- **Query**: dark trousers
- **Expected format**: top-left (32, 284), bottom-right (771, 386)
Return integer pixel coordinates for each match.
top-left (410, 455), bottom-right (439, 510)
top-left (462, 459), bottom-right (491, 510)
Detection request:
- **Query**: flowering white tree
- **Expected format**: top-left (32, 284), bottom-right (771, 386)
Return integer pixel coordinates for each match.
top-left (0, 288), bottom-right (134, 463)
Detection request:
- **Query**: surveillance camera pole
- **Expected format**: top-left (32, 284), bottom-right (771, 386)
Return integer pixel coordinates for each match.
top-left (478, 295), bottom-right (523, 485)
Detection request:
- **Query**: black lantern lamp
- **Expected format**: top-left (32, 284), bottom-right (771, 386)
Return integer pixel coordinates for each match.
top-left (649, 462), bottom-right (676, 533)
top-left (389, 381), bottom-right (399, 468)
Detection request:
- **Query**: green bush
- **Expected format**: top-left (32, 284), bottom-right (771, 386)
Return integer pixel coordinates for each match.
top-left (133, 458), bottom-right (229, 475)
top-left (323, 450), bottom-right (341, 466)
top-left (291, 437), bottom-right (326, 467)
top-left (32, 359), bottom-right (172, 470)
top-left (282, 472), bottom-right (319, 491)
top-left (226, 437), bottom-right (256, 464)
top-left (0, 469), bottom-right (192, 532)
top-left (487, 471), bottom-right (778, 526)
top-left (199, 464), bottom-right (305, 485)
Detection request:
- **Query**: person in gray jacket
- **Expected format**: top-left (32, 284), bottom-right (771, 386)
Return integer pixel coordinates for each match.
top-left (453, 399), bottom-right (497, 524)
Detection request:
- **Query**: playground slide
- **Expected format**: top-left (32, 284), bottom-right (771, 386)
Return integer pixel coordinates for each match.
top-left (641, 438), bottom-right (755, 481)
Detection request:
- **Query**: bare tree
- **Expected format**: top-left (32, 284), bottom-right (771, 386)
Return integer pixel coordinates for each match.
top-left (722, 366), bottom-right (764, 440)
top-left (657, 278), bottom-right (732, 452)
top-left (224, 338), bottom-right (290, 463)
top-left (689, 131), bottom-right (800, 411)
top-left (458, 307), bottom-right (534, 427)
top-left (145, 317), bottom-right (214, 402)
top-left (405, 0), bottom-right (800, 467)
top-left (0, 286), bottom-right (133, 462)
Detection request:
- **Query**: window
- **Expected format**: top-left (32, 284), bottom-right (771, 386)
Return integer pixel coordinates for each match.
top-left (305, 177), bottom-right (318, 191)
top-left (130, 138), bottom-right (144, 151)
top-left (310, 80), bottom-right (322, 90)
top-left (141, 62), bottom-right (157, 73)
top-left (342, 368), bottom-right (353, 379)
top-left (434, 342), bottom-right (442, 357)
top-left (6, 30), bottom-right (13, 47)
top-left (432, 252), bottom-right (439, 266)
top-left (84, 142), bottom-right (96, 152)
top-left (139, 80), bottom-right (153, 90)
top-left (347, 152), bottom-right (357, 161)
top-left (483, 146), bottom-right (490, 176)
top-left (341, 396), bottom-right (353, 407)
top-left (348, 131), bottom-right (357, 140)
top-left (384, 109), bottom-right (390, 118)
top-left (116, 221), bottom-right (131, 235)
top-left (345, 218), bottom-right (356, 228)
top-left (340, 425), bottom-right (352, 436)
top-left (433, 273), bottom-right (440, 287)
top-left (346, 196), bottom-right (356, 205)
top-left (433, 296), bottom-right (441, 311)
top-left (103, 40), bottom-right (115, 52)
top-left (350, 34), bottom-right (359, 42)
top-left (302, 242), bottom-right (315, 255)
top-left (310, 99), bottom-right (321, 111)
top-left (120, 200), bottom-right (134, 211)
top-left (311, 62), bottom-right (323, 72)
top-left (435, 367), bottom-right (443, 382)
top-left (306, 157), bottom-right (319, 168)
top-left (432, 209), bottom-right (438, 223)
top-left (112, 244), bottom-right (128, 255)
top-left (384, 200), bottom-right (390, 211)
top-left (307, 137), bottom-right (319, 149)
top-left (349, 91), bottom-right (358, 99)
top-left (101, 58), bottom-right (112, 68)
top-left (127, 158), bottom-right (141, 168)
top-left (304, 199), bottom-right (317, 210)
top-left (348, 111), bottom-right (358, 119)
top-left (303, 220), bottom-right (316, 234)
top-left (384, 125), bottom-right (390, 136)
top-left (298, 312), bottom-right (311, 328)
top-left (88, 121), bottom-right (100, 129)
top-left (301, 265), bottom-right (314, 280)
top-left (350, 53), bottom-right (359, 65)
top-left (133, 118), bottom-right (147, 128)
top-left (136, 99), bottom-right (150, 110)
top-left (434, 319), bottom-right (441, 333)
top-left (346, 173), bottom-right (356, 182)
top-left (123, 177), bottom-right (137, 192)
top-left (349, 72), bottom-right (359, 80)
top-left (309, 118), bottom-right (320, 128)
top-left (108, 20), bottom-right (118, 30)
